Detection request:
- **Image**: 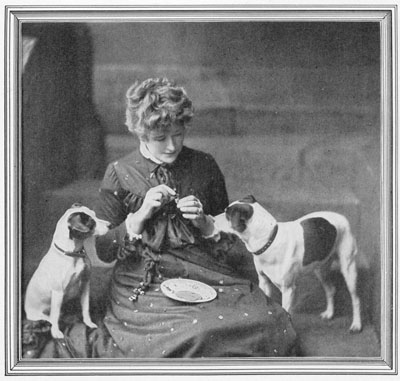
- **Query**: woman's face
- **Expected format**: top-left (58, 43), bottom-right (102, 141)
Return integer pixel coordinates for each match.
top-left (144, 123), bottom-right (186, 164)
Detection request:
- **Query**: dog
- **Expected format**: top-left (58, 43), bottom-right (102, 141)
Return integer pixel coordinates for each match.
top-left (214, 195), bottom-right (362, 333)
top-left (24, 203), bottom-right (110, 339)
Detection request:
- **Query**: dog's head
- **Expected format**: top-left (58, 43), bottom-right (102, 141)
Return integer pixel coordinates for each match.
top-left (225, 196), bottom-right (256, 233)
top-left (214, 195), bottom-right (276, 238)
top-left (62, 203), bottom-right (110, 241)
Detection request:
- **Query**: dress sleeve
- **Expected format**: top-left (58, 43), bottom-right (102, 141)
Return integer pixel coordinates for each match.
top-left (206, 154), bottom-right (229, 216)
top-left (94, 163), bottom-right (130, 262)
top-left (94, 163), bottom-right (128, 229)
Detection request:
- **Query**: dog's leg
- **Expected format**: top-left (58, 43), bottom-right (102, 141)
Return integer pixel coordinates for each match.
top-left (49, 290), bottom-right (64, 339)
top-left (257, 271), bottom-right (273, 302)
top-left (281, 286), bottom-right (295, 314)
top-left (342, 262), bottom-right (362, 332)
top-left (81, 281), bottom-right (98, 329)
top-left (314, 267), bottom-right (336, 320)
top-left (338, 239), bottom-right (362, 333)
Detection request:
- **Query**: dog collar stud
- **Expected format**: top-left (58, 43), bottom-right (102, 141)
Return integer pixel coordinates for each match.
top-left (54, 243), bottom-right (87, 258)
top-left (252, 225), bottom-right (279, 256)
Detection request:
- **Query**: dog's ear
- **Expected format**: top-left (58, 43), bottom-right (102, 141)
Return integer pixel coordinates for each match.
top-left (226, 203), bottom-right (254, 233)
top-left (239, 195), bottom-right (257, 204)
top-left (70, 202), bottom-right (83, 208)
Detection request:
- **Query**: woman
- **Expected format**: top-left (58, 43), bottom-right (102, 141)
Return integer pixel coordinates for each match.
top-left (34, 78), bottom-right (298, 358)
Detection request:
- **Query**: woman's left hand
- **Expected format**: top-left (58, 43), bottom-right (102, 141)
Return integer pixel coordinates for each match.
top-left (177, 196), bottom-right (214, 235)
top-left (176, 195), bottom-right (204, 221)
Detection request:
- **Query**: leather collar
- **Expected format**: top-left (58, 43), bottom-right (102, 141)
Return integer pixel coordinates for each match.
top-left (252, 225), bottom-right (279, 256)
top-left (54, 243), bottom-right (87, 258)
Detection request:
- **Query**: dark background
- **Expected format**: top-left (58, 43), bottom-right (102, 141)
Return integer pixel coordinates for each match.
top-left (21, 21), bottom-right (382, 356)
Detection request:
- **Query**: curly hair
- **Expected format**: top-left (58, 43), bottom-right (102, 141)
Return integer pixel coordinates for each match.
top-left (125, 78), bottom-right (194, 139)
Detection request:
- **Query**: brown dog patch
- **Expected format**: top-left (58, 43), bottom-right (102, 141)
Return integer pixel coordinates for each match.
top-left (300, 218), bottom-right (337, 266)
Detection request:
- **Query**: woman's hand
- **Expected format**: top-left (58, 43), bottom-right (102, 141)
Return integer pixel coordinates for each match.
top-left (177, 196), bottom-right (215, 236)
top-left (126, 184), bottom-right (176, 236)
top-left (140, 184), bottom-right (176, 219)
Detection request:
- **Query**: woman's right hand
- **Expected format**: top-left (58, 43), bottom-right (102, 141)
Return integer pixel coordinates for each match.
top-left (139, 184), bottom-right (177, 220)
top-left (125, 184), bottom-right (176, 237)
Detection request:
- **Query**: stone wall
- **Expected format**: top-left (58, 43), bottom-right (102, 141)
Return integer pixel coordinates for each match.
top-left (89, 22), bottom-right (379, 137)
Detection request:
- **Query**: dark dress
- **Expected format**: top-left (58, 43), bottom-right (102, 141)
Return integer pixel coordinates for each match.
top-left (27, 146), bottom-right (298, 358)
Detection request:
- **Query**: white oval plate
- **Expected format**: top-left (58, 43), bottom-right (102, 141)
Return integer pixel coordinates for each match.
top-left (160, 278), bottom-right (217, 303)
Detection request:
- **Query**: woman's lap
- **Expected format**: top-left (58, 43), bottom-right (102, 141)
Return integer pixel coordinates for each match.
top-left (33, 252), bottom-right (299, 358)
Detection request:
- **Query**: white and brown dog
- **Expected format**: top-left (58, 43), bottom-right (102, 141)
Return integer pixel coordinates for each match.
top-left (24, 203), bottom-right (110, 339)
top-left (214, 195), bottom-right (362, 333)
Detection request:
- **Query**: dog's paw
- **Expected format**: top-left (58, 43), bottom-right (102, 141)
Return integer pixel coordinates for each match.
top-left (349, 322), bottom-right (363, 334)
top-left (83, 318), bottom-right (98, 329)
top-left (50, 327), bottom-right (64, 339)
top-left (320, 310), bottom-right (334, 320)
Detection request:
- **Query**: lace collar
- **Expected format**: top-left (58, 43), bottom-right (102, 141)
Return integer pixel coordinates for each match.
top-left (139, 141), bottom-right (163, 165)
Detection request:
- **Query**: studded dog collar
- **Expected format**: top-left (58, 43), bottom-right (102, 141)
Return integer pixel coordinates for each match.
top-left (252, 224), bottom-right (279, 256)
top-left (54, 243), bottom-right (87, 258)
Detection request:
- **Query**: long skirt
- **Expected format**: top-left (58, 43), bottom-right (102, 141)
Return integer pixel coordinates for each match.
top-left (24, 241), bottom-right (299, 358)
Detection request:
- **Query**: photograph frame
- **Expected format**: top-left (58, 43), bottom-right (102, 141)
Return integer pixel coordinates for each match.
top-left (2, 0), bottom-right (398, 376)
